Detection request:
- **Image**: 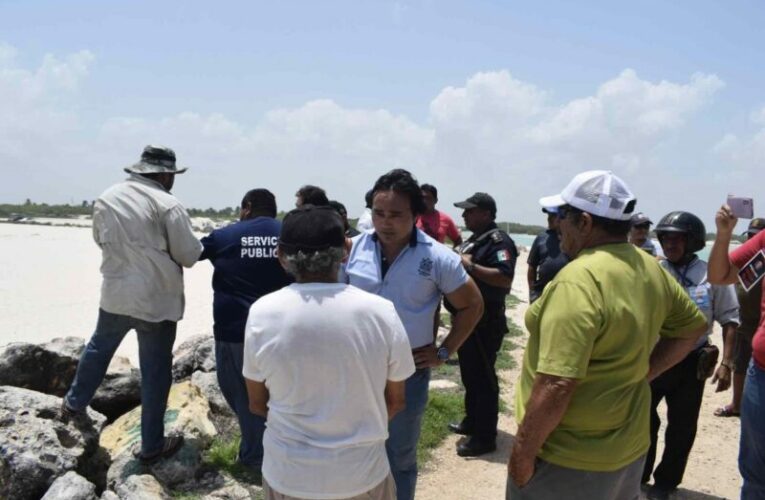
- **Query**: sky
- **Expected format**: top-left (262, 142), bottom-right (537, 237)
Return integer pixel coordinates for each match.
top-left (1, 0), bottom-right (763, 229)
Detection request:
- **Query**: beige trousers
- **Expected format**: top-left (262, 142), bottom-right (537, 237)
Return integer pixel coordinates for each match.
top-left (263, 473), bottom-right (396, 500)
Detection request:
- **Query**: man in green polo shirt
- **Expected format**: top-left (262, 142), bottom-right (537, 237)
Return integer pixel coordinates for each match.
top-left (506, 171), bottom-right (708, 500)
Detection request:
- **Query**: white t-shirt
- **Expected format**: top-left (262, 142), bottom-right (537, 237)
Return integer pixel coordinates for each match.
top-left (243, 283), bottom-right (415, 499)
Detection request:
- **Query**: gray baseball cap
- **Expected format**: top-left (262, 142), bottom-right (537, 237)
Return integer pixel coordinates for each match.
top-left (124, 145), bottom-right (188, 175)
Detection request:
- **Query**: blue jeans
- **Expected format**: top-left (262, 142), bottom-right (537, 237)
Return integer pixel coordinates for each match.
top-left (740, 360), bottom-right (765, 499)
top-left (65, 308), bottom-right (176, 455)
top-left (386, 368), bottom-right (430, 500)
top-left (215, 340), bottom-right (265, 468)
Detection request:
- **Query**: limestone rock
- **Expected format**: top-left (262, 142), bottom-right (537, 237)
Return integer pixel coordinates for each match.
top-left (91, 357), bottom-right (141, 421)
top-left (103, 381), bottom-right (217, 489)
top-left (115, 474), bottom-right (170, 500)
top-left (0, 337), bottom-right (84, 395)
top-left (190, 370), bottom-right (237, 434)
top-left (172, 335), bottom-right (216, 381)
top-left (41, 471), bottom-right (98, 500)
top-left (0, 386), bottom-right (108, 500)
top-left (0, 338), bottom-right (141, 421)
top-left (202, 481), bottom-right (254, 499)
top-left (100, 491), bottom-right (119, 500)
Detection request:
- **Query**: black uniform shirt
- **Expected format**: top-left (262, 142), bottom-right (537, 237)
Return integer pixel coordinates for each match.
top-left (466, 223), bottom-right (519, 304)
top-left (528, 229), bottom-right (569, 302)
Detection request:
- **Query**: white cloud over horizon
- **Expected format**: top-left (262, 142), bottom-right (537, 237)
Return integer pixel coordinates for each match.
top-left (1, 42), bottom-right (760, 228)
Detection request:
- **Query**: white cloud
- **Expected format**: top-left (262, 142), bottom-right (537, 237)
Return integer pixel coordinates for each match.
top-left (0, 45), bottom-right (95, 200)
top-left (750, 105), bottom-right (765, 125)
top-left (0, 42), bottom-right (739, 225)
top-left (712, 104), bottom-right (765, 189)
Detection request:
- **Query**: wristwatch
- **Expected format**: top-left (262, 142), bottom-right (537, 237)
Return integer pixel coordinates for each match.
top-left (437, 346), bottom-right (450, 362)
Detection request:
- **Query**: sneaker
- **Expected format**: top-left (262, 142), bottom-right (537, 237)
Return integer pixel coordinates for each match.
top-left (59, 399), bottom-right (85, 422)
top-left (133, 435), bottom-right (185, 465)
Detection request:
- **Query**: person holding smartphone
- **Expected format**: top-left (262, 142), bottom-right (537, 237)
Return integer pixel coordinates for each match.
top-left (709, 206), bottom-right (765, 500)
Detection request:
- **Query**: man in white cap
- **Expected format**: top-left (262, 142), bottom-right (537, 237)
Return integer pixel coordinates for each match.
top-left (61, 145), bottom-right (203, 464)
top-left (506, 170), bottom-right (708, 500)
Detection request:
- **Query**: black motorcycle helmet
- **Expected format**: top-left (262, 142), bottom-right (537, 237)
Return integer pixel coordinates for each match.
top-left (655, 211), bottom-right (707, 254)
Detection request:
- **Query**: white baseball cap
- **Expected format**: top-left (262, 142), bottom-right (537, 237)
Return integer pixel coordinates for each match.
top-left (539, 170), bottom-right (636, 221)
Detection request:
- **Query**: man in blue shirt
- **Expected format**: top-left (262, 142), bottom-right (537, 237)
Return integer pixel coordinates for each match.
top-left (527, 207), bottom-right (569, 303)
top-left (199, 188), bottom-right (291, 471)
top-left (342, 169), bottom-right (484, 500)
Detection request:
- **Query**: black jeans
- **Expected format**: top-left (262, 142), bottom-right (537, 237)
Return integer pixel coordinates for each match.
top-left (457, 305), bottom-right (507, 441)
top-left (642, 347), bottom-right (705, 490)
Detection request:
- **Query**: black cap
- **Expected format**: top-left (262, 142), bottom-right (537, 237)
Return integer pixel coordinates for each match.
top-left (747, 217), bottom-right (765, 235)
top-left (279, 206), bottom-right (346, 254)
top-left (454, 192), bottom-right (497, 216)
top-left (630, 212), bottom-right (653, 226)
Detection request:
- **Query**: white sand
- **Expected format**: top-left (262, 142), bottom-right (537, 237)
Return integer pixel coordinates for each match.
top-left (0, 223), bottom-right (213, 364)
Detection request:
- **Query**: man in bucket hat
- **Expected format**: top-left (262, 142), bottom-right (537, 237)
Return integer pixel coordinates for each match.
top-left (61, 145), bottom-right (203, 464)
top-left (506, 170), bottom-right (707, 500)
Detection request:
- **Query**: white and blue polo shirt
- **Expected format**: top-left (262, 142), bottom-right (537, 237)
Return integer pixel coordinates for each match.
top-left (342, 228), bottom-right (468, 349)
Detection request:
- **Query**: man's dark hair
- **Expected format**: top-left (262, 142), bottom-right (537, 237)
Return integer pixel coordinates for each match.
top-left (296, 185), bottom-right (329, 206)
top-left (364, 189), bottom-right (374, 209)
top-left (241, 188), bottom-right (277, 218)
top-left (328, 200), bottom-right (347, 217)
top-left (566, 205), bottom-right (631, 237)
top-left (421, 184), bottom-right (438, 200)
top-left (372, 169), bottom-right (426, 216)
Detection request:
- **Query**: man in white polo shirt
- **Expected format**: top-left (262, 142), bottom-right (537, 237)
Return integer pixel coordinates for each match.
top-left (342, 169), bottom-right (484, 500)
top-left (243, 205), bottom-right (415, 500)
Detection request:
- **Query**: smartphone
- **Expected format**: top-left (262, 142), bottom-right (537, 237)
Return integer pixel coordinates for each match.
top-left (727, 195), bottom-right (754, 219)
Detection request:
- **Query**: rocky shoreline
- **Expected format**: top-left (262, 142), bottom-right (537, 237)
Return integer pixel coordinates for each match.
top-left (0, 335), bottom-right (261, 500)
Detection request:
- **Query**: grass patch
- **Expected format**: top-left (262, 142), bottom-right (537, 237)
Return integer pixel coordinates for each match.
top-left (205, 435), bottom-right (241, 471)
top-left (506, 316), bottom-right (523, 338)
top-left (495, 338), bottom-right (516, 371)
top-left (171, 493), bottom-right (202, 500)
top-left (417, 390), bottom-right (464, 464)
top-left (433, 359), bottom-right (462, 385)
top-left (439, 311), bottom-right (452, 328)
top-left (505, 293), bottom-right (521, 310)
top-left (203, 435), bottom-right (263, 485)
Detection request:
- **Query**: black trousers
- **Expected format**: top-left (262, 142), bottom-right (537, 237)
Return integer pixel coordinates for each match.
top-left (457, 307), bottom-right (506, 441)
top-left (642, 348), bottom-right (705, 490)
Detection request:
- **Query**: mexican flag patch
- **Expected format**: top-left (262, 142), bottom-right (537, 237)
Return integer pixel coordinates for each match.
top-left (496, 249), bottom-right (510, 262)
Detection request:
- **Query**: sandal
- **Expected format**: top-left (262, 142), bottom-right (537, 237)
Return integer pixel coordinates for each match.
top-left (713, 405), bottom-right (740, 417)
top-left (133, 435), bottom-right (184, 464)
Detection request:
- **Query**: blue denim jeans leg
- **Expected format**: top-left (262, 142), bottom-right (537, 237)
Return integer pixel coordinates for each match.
top-left (65, 308), bottom-right (177, 455)
top-left (386, 367), bottom-right (430, 500)
top-left (740, 360), bottom-right (765, 499)
top-left (135, 317), bottom-right (177, 455)
top-left (215, 340), bottom-right (265, 468)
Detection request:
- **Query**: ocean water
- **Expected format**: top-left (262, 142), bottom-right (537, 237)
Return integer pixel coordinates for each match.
top-left (468, 230), bottom-right (726, 262)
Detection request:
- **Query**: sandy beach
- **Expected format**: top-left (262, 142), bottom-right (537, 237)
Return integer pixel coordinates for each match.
top-left (0, 222), bottom-right (744, 498)
top-left (0, 223), bottom-right (214, 364)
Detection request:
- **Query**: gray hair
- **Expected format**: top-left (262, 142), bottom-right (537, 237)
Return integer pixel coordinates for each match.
top-left (282, 247), bottom-right (345, 278)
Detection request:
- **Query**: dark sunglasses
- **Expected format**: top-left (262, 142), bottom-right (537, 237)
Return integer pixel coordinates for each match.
top-left (633, 223), bottom-right (650, 230)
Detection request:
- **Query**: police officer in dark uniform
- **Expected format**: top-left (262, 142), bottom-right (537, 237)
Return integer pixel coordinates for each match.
top-left (447, 192), bottom-right (518, 457)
